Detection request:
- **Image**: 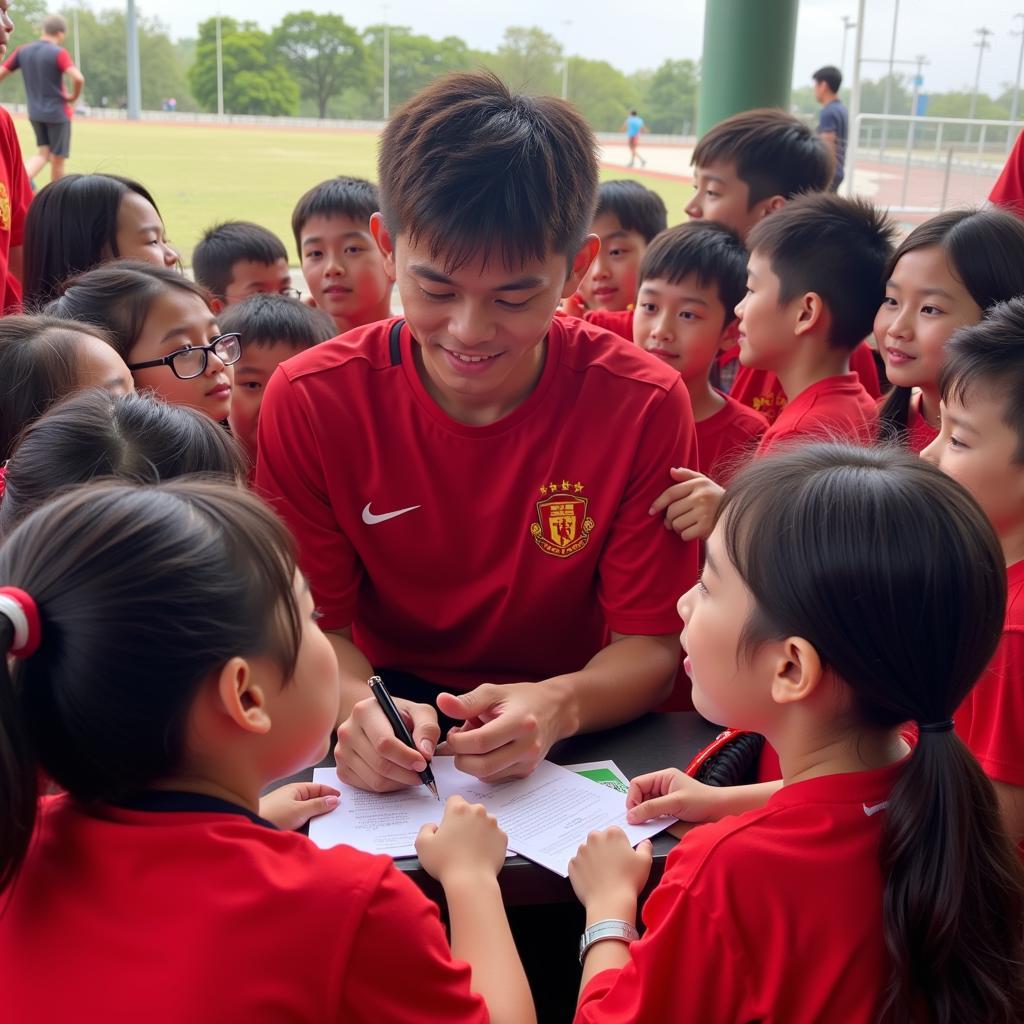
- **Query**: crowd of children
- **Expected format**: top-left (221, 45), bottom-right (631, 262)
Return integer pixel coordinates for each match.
top-left (1, 64), bottom-right (1023, 1023)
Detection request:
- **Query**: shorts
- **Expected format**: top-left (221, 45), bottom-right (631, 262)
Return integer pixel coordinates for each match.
top-left (30, 119), bottom-right (71, 158)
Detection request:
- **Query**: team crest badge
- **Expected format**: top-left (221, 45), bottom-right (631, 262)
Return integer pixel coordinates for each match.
top-left (0, 184), bottom-right (10, 233)
top-left (531, 480), bottom-right (594, 558)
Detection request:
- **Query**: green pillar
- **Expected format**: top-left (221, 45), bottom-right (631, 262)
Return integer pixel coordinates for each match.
top-left (697, 0), bottom-right (799, 136)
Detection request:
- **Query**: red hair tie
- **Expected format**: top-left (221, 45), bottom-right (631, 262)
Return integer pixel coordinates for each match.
top-left (0, 586), bottom-right (42, 658)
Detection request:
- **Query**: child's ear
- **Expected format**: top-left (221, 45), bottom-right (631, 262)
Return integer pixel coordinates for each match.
top-left (210, 296), bottom-right (225, 314)
top-left (769, 637), bottom-right (823, 706)
top-left (216, 656), bottom-right (272, 736)
top-left (793, 291), bottom-right (827, 336)
top-left (562, 234), bottom-right (600, 298)
top-left (369, 212), bottom-right (397, 281)
top-left (750, 194), bottom-right (787, 223)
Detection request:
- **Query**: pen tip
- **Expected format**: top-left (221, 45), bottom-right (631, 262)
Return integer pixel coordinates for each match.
top-left (429, 782), bottom-right (440, 801)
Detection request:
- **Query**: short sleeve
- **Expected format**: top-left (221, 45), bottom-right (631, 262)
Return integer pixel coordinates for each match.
top-left (597, 379), bottom-right (699, 635)
top-left (957, 627), bottom-right (1024, 786)
top-left (818, 106), bottom-right (839, 135)
top-left (3, 48), bottom-right (20, 71)
top-left (574, 877), bottom-right (748, 1023)
top-left (341, 865), bottom-right (489, 1024)
top-left (57, 49), bottom-right (73, 72)
top-left (255, 367), bottom-right (363, 630)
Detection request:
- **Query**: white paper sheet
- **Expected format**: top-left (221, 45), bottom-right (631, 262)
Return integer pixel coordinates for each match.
top-left (309, 757), bottom-right (668, 877)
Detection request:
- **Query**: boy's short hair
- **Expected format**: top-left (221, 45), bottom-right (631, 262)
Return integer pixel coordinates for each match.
top-left (746, 192), bottom-right (894, 351)
top-left (595, 180), bottom-right (667, 243)
top-left (216, 293), bottom-right (337, 350)
top-left (291, 177), bottom-right (380, 254)
top-left (812, 66), bottom-right (843, 93)
top-left (941, 297), bottom-right (1024, 461)
top-left (639, 222), bottom-right (747, 324)
top-left (692, 108), bottom-right (832, 206)
top-left (42, 14), bottom-right (67, 35)
top-left (377, 70), bottom-right (598, 273)
top-left (192, 221), bottom-right (288, 300)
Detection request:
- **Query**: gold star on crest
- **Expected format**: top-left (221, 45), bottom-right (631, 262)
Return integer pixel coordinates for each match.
top-left (574, 481), bottom-right (584, 492)
top-left (539, 485), bottom-right (548, 496)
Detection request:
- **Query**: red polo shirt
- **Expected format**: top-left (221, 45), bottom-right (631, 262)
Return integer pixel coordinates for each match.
top-left (583, 307), bottom-right (633, 341)
top-left (696, 391), bottom-right (767, 484)
top-left (990, 130), bottom-right (1024, 218)
top-left (575, 761), bottom-right (904, 1024)
top-left (0, 106), bottom-right (30, 313)
top-left (0, 793), bottom-right (489, 1023)
top-left (257, 316), bottom-right (698, 689)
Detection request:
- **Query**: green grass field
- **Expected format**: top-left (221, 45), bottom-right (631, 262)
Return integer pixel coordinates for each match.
top-left (13, 117), bottom-right (689, 265)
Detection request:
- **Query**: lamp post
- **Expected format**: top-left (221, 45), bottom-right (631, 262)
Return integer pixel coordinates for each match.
top-left (840, 14), bottom-right (856, 71)
top-left (215, 14), bottom-right (224, 117)
top-left (125, 0), bottom-right (141, 119)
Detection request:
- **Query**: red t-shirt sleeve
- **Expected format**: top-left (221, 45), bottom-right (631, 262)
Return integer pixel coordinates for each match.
top-left (990, 132), bottom-right (1024, 217)
top-left (255, 366), bottom-right (362, 630)
top-left (3, 47), bottom-right (20, 71)
top-left (597, 378), bottom-right (699, 634)
top-left (851, 342), bottom-right (881, 399)
top-left (959, 627), bottom-right (1024, 786)
top-left (4, 116), bottom-right (30, 248)
top-left (575, 875), bottom-right (747, 1023)
top-left (341, 865), bottom-right (489, 1023)
top-left (57, 49), bottom-right (73, 72)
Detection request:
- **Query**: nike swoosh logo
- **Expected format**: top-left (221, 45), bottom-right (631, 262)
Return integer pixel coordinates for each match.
top-left (862, 801), bottom-right (889, 817)
top-left (361, 502), bottom-right (421, 525)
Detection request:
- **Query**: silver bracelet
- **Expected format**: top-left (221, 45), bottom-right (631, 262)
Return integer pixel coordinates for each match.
top-left (578, 918), bottom-right (640, 964)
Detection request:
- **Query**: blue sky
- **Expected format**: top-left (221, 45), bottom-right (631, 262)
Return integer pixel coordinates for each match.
top-left (142, 0), bottom-right (1022, 98)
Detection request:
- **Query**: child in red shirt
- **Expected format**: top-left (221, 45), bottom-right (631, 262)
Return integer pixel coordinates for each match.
top-left (990, 127), bottom-right (1024, 218)
top-left (0, 481), bottom-right (533, 1024)
top-left (632, 221), bottom-right (766, 485)
top-left (572, 445), bottom-right (1022, 1022)
top-left (923, 297), bottom-right (1024, 849)
top-left (575, 179), bottom-right (667, 314)
top-left (875, 208), bottom-right (1024, 452)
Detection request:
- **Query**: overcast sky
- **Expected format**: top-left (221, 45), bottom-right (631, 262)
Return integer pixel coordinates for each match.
top-left (144, 0), bottom-right (1021, 98)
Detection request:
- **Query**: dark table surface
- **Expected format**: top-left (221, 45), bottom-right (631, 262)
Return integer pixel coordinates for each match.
top-left (284, 711), bottom-right (721, 907)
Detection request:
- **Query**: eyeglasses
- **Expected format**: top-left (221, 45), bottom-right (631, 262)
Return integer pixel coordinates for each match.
top-left (127, 333), bottom-right (242, 381)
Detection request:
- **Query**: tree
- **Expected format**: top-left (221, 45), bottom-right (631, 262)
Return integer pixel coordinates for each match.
top-left (488, 26), bottom-right (561, 96)
top-left (189, 17), bottom-right (298, 117)
top-left (565, 57), bottom-right (640, 131)
top-left (272, 11), bottom-right (367, 120)
top-left (642, 59), bottom-right (698, 135)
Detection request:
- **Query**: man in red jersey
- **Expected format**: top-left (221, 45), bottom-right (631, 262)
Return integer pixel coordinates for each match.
top-left (257, 72), bottom-right (699, 791)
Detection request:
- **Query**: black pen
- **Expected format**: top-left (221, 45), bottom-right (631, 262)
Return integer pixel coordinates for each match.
top-left (368, 675), bottom-right (440, 801)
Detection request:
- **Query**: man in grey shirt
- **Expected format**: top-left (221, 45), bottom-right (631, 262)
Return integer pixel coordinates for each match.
top-left (812, 65), bottom-right (848, 191)
top-left (0, 14), bottom-right (84, 182)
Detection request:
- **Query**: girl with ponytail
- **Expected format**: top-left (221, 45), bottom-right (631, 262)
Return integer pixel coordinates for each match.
top-left (0, 480), bottom-right (534, 1024)
top-left (565, 444), bottom-right (1024, 1022)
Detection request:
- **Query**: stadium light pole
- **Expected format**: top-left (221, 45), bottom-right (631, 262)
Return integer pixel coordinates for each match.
top-left (215, 15), bottom-right (224, 117)
top-left (125, 0), bottom-right (141, 119)
top-left (879, 0), bottom-right (900, 156)
top-left (842, 0), bottom-right (867, 198)
top-left (840, 14), bottom-right (856, 71)
top-left (383, 5), bottom-right (390, 120)
top-left (72, 8), bottom-right (81, 71)
top-left (1011, 14), bottom-right (1024, 125)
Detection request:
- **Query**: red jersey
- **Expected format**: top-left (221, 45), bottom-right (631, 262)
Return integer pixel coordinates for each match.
top-left (990, 130), bottom-right (1024, 219)
top-left (756, 373), bottom-right (877, 456)
top-left (575, 762), bottom-right (903, 1024)
top-left (0, 792), bottom-right (488, 1024)
top-left (0, 107), bottom-right (30, 312)
top-left (583, 307), bottom-right (633, 341)
top-left (877, 390), bottom-right (939, 453)
top-left (257, 316), bottom-right (698, 689)
top-left (956, 560), bottom-right (1024, 788)
top-left (696, 390), bottom-right (767, 484)
top-left (729, 341), bottom-right (881, 424)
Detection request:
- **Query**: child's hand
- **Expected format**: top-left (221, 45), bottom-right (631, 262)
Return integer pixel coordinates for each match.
top-left (259, 782), bottom-right (340, 831)
top-left (626, 768), bottom-right (721, 824)
top-left (649, 467), bottom-right (724, 541)
top-left (416, 796), bottom-right (508, 885)
top-left (569, 828), bottom-right (653, 909)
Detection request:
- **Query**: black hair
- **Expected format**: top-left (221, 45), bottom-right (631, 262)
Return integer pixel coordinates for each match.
top-left (0, 479), bottom-right (303, 894)
top-left (216, 293), bottom-right (337, 351)
top-left (291, 177), bottom-right (379, 256)
top-left (0, 314), bottom-right (117, 460)
top-left (718, 443), bottom-right (1024, 1024)
top-left (192, 221), bottom-right (288, 301)
top-left (746, 192), bottom-right (895, 350)
top-left (877, 208), bottom-right (1024, 442)
top-left (23, 174), bottom-right (167, 309)
top-left (377, 70), bottom-right (599, 273)
top-left (0, 390), bottom-right (247, 533)
top-left (638, 222), bottom-right (747, 327)
top-left (594, 180), bottom-right (667, 244)
top-left (44, 261), bottom-right (213, 362)
top-left (812, 65), bottom-right (843, 93)
top-left (940, 297), bottom-right (1024, 462)
top-left (692, 108), bottom-right (833, 206)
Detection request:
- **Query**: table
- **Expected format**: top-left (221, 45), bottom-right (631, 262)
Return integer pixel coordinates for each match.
top-left (289, 711), bottom-right (721, 906)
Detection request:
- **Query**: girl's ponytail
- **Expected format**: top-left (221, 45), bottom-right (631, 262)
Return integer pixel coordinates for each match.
top-left (881, 730), bottom-right (1024, 1023)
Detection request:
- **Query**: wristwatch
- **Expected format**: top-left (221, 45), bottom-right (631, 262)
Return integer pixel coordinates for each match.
top-left (578, 919), bottom-right (640, 964)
